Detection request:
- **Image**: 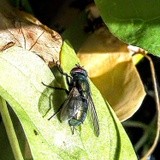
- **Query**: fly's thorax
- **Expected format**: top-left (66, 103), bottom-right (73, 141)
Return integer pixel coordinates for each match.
top-left (70, 65), bottom-right (90, 94)
top-left (71, 74), bottom-right (90, 93)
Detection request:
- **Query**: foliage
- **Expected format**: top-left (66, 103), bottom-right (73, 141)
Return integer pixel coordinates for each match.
top-left (95, 0), bottom-right (160, 56)
top-left (0, 42), bottom-right (137, 159)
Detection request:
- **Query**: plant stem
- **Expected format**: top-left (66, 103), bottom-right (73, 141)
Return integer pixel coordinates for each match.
top-left (138, 54), bottom-right (160, 160)
top-left (0, 96), bottom-right (24, 160)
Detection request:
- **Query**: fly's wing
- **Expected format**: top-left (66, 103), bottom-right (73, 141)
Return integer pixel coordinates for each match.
top-left (88, 94), bottom-right (100, 137)
top-left (60, 87), bottom-right (82, 121)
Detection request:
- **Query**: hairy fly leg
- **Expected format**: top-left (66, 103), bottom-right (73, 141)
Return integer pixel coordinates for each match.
top-left (42, 82), bottom-right (69, 120)
top-left (42, 82), bottom-right (69, 94)
top-left (55, 63), bottom-right (72, 86)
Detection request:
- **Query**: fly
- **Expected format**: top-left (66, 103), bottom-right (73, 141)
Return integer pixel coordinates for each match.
top-left (43, 64), bottom-right (100, 136)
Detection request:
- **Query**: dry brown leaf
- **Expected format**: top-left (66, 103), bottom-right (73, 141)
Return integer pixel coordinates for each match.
top-left (0, 0), bottom-right (62, 67)
top-left (78, 27), bottom-right (146, 121)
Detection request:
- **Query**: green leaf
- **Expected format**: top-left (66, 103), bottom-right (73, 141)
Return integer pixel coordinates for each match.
top-left (95, 0), bottom-right (160, 56)
top-left (0, 97), bottom-right (24, 160)
top-left (0, 42), bottom-right (137, 159)
top-left (0, 46), bottom-right (62, 159)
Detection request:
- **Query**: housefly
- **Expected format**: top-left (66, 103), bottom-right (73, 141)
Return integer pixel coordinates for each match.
top-left (44, 64), bottom-right (99, 136)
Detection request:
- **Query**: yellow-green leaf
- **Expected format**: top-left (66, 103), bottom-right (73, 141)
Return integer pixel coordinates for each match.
top-left (0, 42), bottom-right (137, 159)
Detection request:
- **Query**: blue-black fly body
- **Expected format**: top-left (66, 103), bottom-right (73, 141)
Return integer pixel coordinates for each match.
top-left (43, 64), bottom-right (99, 136)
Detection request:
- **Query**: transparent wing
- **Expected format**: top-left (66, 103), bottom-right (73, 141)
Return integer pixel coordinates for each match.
top-left (60, 87), bottom-right (82, 121)
top-left (88, 94), bottom-right (100, 137)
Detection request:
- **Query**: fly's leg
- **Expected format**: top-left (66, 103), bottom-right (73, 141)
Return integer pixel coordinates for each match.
top-left (48, 103), bottom-right (64, 120)
top-left (70, 126), bottom-right (80, 135)
top-left (70, 126), bottom-right (75, 135)
top-left (42, 82), bottom-right (69, 94)
top-left (48, 97), bottom-right (69, 120)
top-left (42, 82), bottom-right (69, 120)
top-left (55, 62), bottom-right (72, 86)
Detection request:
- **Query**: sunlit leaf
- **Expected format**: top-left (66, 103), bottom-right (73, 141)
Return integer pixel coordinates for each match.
top-left (78, 28), bottom-right (146, 121)
top-left (95, 0), bottom-right (160, 56)
top-left (0, 41), bottom-right (137, 159)
top-left (0, 47), bottom-right (61, 159)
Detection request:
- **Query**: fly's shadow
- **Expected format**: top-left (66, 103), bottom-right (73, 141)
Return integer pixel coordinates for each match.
top-left (38, 65), bottom-right (68, 119)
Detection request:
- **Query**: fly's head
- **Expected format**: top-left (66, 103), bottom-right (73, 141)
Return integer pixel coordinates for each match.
top-left (70, 64), bottom-right (88, 78)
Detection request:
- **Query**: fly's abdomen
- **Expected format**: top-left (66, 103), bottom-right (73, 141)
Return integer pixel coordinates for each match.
top-left (68, 99), bottom-right (88, 127)
top-left (68, 110), bottom-right (87, 126)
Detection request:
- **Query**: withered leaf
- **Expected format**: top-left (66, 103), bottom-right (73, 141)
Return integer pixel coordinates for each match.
top-left (78, 27), bottom-right (146, 121)
top-left (0, 0), bottom-right (62, 67)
